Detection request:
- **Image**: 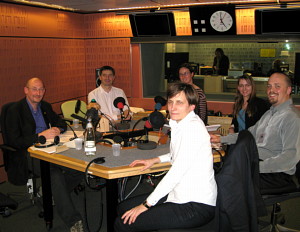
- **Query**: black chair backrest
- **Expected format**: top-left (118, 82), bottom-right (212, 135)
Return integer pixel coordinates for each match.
top-left (296, 161), bottom-right (300, 184)
top-left (0, 102), bottom-right (16, 169)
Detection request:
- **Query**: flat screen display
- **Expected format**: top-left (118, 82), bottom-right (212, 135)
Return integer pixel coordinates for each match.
top-left (255, 8), bottom-right (300, 34)
top-left (130, 13), bottom-right (176, 37)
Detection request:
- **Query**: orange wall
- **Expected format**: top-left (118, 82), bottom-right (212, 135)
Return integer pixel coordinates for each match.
top-left (0, 3), bottom-right (134, 182)
top-left (0, 3), bottom-right (269, 182)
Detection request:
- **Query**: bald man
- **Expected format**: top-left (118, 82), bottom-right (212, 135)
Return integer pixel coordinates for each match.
top-left (6, 77), bottom-right (67, 184)
top-left (211, 72), bottom-right (300, 194)
top-left (6, 78), bottom-right (84, 231)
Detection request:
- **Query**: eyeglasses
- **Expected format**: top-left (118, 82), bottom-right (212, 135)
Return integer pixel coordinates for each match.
top-left (27, 87), bottom-right (45, 92)
top-left (179, 72), bottom-right (191, 76)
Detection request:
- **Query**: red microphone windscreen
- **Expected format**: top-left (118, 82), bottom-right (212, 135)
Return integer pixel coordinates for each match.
top-left (117, 102), bottom-right (124, 109)
top-left (145, 120), bottom-right (152, 129)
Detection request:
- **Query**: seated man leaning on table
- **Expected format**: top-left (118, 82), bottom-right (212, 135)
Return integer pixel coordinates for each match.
top-left (6, 77), bottom-right (85, 232)
top-left (114, 82), bottom-right (217, 232)
top-left (88, 65), bottom-right (131, 122)
top-left (211, 72), bottom-right (300, 194)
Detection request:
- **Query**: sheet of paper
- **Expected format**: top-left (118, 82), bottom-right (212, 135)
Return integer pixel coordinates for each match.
top-left (59, 130), bottom-right (84, 143)
top-left (206, 124), bottom-right (221, 132)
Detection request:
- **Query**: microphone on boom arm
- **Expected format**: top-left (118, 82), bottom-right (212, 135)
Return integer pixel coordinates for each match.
top-left (113, 97), bottom-right (130, 130)
top-left (71, 112), bottom-right (103, 143)
top-left (74, 100), bottom-right (86, 115)
top-left (61, 118), bottom-right (78, 141)
top-left (136, 96), bottom-right (167, 150)
top-left (154, 95), bottom-right (167, 111)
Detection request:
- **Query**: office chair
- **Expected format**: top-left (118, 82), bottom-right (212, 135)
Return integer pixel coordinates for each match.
top-left (157, 130), bottom-right (265, 232)
top-left (261, 162), bottom-right (300, 232)
top-left (61, 100), bottom-right (87, 122)
top-left (0, 102), bottom-right (42, 215)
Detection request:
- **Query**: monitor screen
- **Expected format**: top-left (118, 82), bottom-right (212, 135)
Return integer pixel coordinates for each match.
top-left (255, 8), bottom-right (300, 34)
top-left (130, 13), bottom-right (176, 37)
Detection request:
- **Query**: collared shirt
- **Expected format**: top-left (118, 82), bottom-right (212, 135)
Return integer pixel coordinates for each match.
top-left (88, 85), bottom-right (129, 121)
top-left (147, 111), bottom-right (217, 207)
top-left (237, 109), bottom-right (246, 132)
top-left (222, 99), bottom-right (300, 175)
top-left (26, 99), bottom-right (47, 133)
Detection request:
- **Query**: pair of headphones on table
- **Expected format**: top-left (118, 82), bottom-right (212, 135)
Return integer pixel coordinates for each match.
top-left (34, 135), bottom-right (60, 148)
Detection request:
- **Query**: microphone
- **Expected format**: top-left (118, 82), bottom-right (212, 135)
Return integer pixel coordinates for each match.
top-left (71, 114), bottom-right (88, 123)
top-left (86, 107), bottom-right (100, 130)
top-left (136, 98), bottom-right (166, 150)
top-left (113, 97), bottom-right (130, 130)
top-left (75, 100), bottom-right (81, 114)
top-left (154, 96), bottom-right (167, 111)
top-left (62, 119), bottom-right (78, 141)
top-left (113, 97), bottom-right (126, 110)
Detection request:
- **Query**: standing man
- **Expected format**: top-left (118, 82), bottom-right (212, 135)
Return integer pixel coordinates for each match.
top-left (211, 72), bottom-right (300, 194)
top-left (114, 82), bottom-right (217, 231)
top-left (88, 65), bottom-right (130, 121)
top-left (6, 78), bottom-right (84, 232)
top-left (212, 48), bottom-right (230, 76)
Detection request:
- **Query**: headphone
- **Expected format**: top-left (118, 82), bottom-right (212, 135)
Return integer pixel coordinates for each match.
top-left (34, 135), bottom-right (60, 148)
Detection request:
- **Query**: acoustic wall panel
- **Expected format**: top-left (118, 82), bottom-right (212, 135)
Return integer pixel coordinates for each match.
top-left (236, 9), bottom-right (255, 35)
top-left (173, 11), bottom-right (192, 36)
top-left (0, 38), bottom-right (86, 110)
top-left (85, 38), bottom-right (131, 98)
top-left (0, 3), bottom-right (84, 38)
top-left (84, 13), bottom-right (133, 38)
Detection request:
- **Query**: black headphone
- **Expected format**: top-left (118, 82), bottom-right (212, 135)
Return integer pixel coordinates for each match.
top-left (34, 135), bottom-right (60, 148)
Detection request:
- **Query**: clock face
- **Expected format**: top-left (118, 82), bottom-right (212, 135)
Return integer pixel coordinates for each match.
top-left (210, 11), bottom-right (233, 32)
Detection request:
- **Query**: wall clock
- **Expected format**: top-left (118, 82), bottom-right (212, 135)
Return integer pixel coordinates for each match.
top-left (210, 10), bottom-right (233, 32)
top-left (189, 5), bottom-right (236, 35)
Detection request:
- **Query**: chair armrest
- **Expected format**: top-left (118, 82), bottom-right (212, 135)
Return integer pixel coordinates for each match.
top-left (0, 144), bottom-right (16, 152)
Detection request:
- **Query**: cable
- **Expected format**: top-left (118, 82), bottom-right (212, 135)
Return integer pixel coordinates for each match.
top-left (99, 110), bottom-right (118, 131)
top-left (84, 157), bottom-right (106, 190)
top-left (83, 184), bottom-right (104, 232)
top-left (124, 175), bottom-right (142, 200)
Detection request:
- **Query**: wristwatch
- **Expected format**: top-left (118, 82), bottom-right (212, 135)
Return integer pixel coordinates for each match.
top-left (142, 200), bottom-right (151, 209)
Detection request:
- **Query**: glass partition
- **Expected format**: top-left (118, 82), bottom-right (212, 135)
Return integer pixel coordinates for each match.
top-left (139, 41), bottom-right (300, 103)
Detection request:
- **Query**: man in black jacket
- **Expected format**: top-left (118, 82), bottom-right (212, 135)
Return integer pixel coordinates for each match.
top-left (6, 77), bottom-right (67, 185)
top-left (5, 77), bottom-right (84, 232)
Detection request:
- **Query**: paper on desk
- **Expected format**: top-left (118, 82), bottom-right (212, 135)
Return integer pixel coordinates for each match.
top-left (30, 144), bottom-right (69, 153)
top-left (206, 124), bottom-right (221, 132)
top-left (30, 145), bottom-right (57, 154)
top-left (59, 130), bottom-right (84, 143)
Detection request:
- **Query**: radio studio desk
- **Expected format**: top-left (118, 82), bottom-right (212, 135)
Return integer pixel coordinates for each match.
top-left (29, 131), bottom-right (224, 231)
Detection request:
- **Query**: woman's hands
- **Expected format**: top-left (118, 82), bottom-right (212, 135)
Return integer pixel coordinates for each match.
top-left (121, 203), bottom-right (149, 225)
top-left (130, 157), bottom-right (161, 171)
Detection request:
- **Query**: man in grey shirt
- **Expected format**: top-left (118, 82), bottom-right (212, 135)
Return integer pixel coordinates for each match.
top-left (211, 72), bottom-right (300, 193)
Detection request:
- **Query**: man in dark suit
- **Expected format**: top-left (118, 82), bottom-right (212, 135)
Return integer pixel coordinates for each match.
top-left (6, 77), bottom-right (67, 185)
top-left (5, 77), bottom-right (84, 232)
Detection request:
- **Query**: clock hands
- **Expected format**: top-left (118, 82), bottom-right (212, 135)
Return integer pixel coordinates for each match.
top-left (219, 12), bottom-right (227, 28)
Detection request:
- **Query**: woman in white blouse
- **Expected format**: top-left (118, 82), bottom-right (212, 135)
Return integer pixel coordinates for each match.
top-left (114, 82), bottom-right (217, 232)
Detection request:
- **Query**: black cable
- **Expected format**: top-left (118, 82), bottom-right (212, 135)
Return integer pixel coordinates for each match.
top-left (83, 184), bottom-right (103, 232)
top-left (84, 157), bottom-right (106, 190)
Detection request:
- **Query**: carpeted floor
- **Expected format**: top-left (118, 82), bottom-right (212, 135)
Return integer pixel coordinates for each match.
top-left (1, 176), bottom-right (300, 232)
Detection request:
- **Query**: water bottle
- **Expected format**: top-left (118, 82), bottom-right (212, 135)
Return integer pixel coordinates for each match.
top-left (84, 117), bottom-right (96, 156)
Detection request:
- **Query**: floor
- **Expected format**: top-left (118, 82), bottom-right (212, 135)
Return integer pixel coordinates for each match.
top-left (0, 175), bottom-right (157, 232)
top-left (1, 176), bottom-right (300, 232)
